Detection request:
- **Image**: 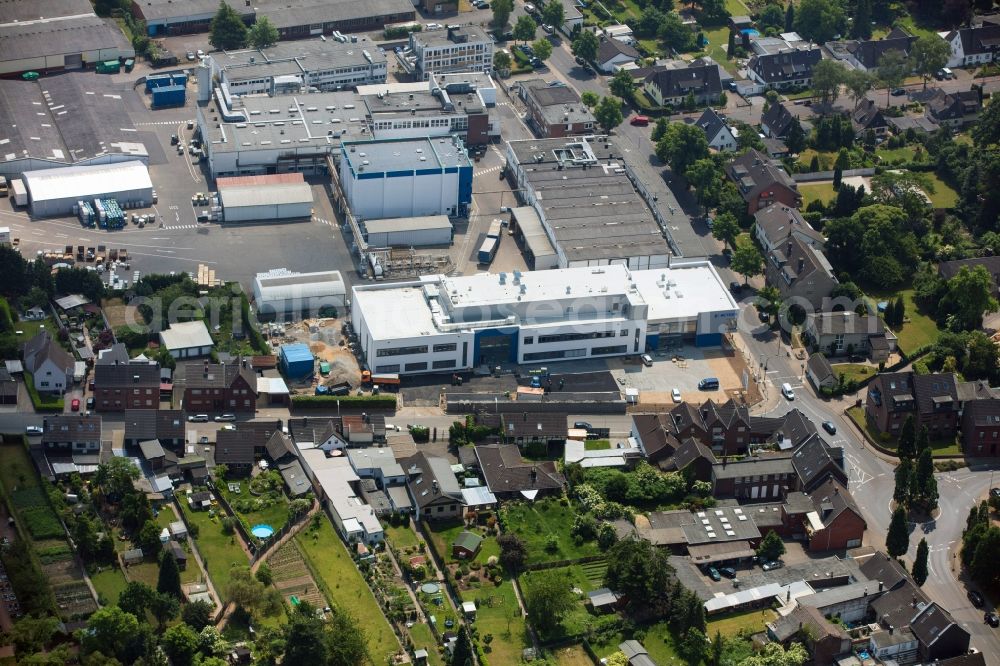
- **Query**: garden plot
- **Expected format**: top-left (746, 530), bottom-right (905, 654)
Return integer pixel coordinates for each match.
top-left (53, 581), bottom-right (98, 618)
top-left (267, 541), bottom-right (326, 608)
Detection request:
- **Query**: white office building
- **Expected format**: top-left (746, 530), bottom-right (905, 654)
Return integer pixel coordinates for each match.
top-left (401, 25), bottom-right (493, 80)
top-left (350, 262), bottom-right (738, 374)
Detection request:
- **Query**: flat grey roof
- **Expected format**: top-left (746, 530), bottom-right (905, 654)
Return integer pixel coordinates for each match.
top-left (682, 506), bottom-right (762, 544)
top-left (217, 37), bottom-right (387, 80)
top-left (1, 0), bottom-right (94, 23)
top-left (362, 215), bottom-right (452, 233)
top-left (511, 206), bottom-right (556, 261)
top-left (343, 137), bottom-right (471, 173)
top-left (138, 0), bottom-right (413, 25)
top-left (413, 25), bottom-right (491, 48)
top-left (364, 89), bottom-right (485, 116)
top-left (219, 182), bottom-right (313, 208)
top-left (0, 15), bottom-right (131, 63)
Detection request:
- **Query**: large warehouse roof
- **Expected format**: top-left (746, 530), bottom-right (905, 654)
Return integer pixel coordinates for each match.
top-left (255, 269), bottom-right (346, 302)
top-left (22, 161), bottom-right (152, 203)
top-left (362, 215), bottom-right (452, 234)
top-left (219, 182), bottom-right (313, 209)
top-left (0, 15), bottom-right (131, 63)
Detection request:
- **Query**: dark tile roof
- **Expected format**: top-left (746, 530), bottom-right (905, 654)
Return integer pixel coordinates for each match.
top-left (806, 311), bottom-right (884, 337)
top-left (123, 410), bottom-right (186, 443)
top-left (631, 414), bottom-right (678, 460)
top-left (96, 343), bottom-right (129, 365)
top-left (94, 361), bottom-right (161, 389)
top-left (666, 437), bottom-right (717, 471)
top-left (769, 235), bottom-right (835, 289)
top-left (754, 204), bottom-right (824, 248)
top-left (926, 88), bottom-right (983, 121)
top-left (265, 431), bottom-right (296, 462)
top-left (474, 444), bottom-right (565, 494)
top-left (792, 435), bottom-right (846, 489)
top-left (643, 63), bottom-right (722, 99)
top-left (694, 107), bottom-right (728, 142)
top-left (871, 580), bottom-right (929, 629)
top-left (937, 255), bottom-right (1000, 282)
top-left (807, 353), bottom-right (835, 381)
top-left (597, 36), bottom-right (639, 63)
top-left (761, 102), bottom-right (796, 137)
top-left (853, 98), bottom-right (888, 132)
top-left (500, 412), bottom-right (567, 439)
top-left (950, 24), bottom-right (1000, 57)
top-left (23, 331), bottom-right (74, 376)
top-left (700, 399), bottom-right (750, 430)
top-left (215, 422), bottom-right (279, 465)
top-left (808, 477), bottom-right (863, 528)
top-left (773, 409), bottom-right (819, 447)
top-left (749, 47), bottom-right (822, 84)
top-left (859, 551), bottom-right (910, 592)
top-left (43, 414), bottom-right (102, 444)
top-left (728, 149), bottom-right (798, 201)
top-left (770, 604), bottom-right (848, 642)
top-left (178, 360), bottom-right (257, 392)
top-left (910, 602), bottom-right (968, 651)
top-left (399, 451), bottom-right (463, 509)
top-left (911, 373), bottom-right (958, 414)
top-left (962, 398), bottom-right (1000, 426)
top-left (847, 28), bottom-right (915, 69)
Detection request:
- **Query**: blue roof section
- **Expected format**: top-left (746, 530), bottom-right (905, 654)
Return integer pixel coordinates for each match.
top-left (279, 343), bottom-right (313, 363)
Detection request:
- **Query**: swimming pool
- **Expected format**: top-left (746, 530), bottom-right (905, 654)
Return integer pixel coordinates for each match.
top-left (741, 28), bottom-right (760, 37)
top-left (251, 524), bottom-right (274, 539)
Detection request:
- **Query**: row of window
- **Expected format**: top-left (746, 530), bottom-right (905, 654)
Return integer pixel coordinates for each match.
top-left (527, 330), bottom-right (626, 345)
top-left (523, 348), bottom-right (586, 362)
top-left (734, 473), bottom-right (789, 483)
top-left (376, 345), bottom-right (428, 357)
top-left (592, 344), bottom-right (628, 356)
top-left (376, 359), bottom-right (458, 373)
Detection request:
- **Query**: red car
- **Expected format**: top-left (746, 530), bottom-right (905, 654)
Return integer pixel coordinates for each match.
top-left (71, 398), bottom-right (80, 412)
top-left (630, 115), bottom-right (650, 126)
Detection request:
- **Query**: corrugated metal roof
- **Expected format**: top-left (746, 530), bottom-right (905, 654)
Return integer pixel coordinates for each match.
top-left (216, 173), bottom-right (305, 187)
top-left (219, 182), bottom-right (313, 209)
top-left (362, 215), bottom-right (452, 233)
top-left (279, 343), bottom-right (313, 364)
top-left (23, 161), bottom-right (152, 203)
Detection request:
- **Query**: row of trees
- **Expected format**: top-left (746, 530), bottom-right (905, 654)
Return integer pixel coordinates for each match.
top-left (961, 500), bottom-right (1000, 594)
top-left (208, 2), bottom-right (279, 50)
top-left (891, 415), bottom-right (939, 512)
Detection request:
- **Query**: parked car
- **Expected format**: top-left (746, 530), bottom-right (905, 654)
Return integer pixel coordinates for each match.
top-left (891, 88), bottom-right (907, 96)
top-left (188, 414), bottom-right (209, 423)
top-left (729, 281), bottom-right (742, 294)
top-left (991, 487), bottom-right (1000, 499)
top-left (969, 590), bottom-right (985, 607)
top-left (671, 388), bottom-right (682, 403)
top-left (719, 567), bottom-right (737, 579)
top-left (781, 383), bottom-right (795, 400)
top-left (197, 49), bottom-right (205, 58)
top-left (762, 560), bottom-right (783, 571)
top-left (986, 612), bottom-right (1000, 628)
top-left (575, 55), bottom-right (587, 66)
top-left (86, 397), bottom-right (95, 410)
top-left (641, 354), bottom-right (653, 367)
top-left (698, 377), bottom-right (720, 391)
top-left (214, 413), bottom-right (236, 422)
top-left (71, 398), bottom-right (80, 412)
top-left (542, 24), bottom-right (554, 34)
top-left (186, 51), bottom-right (196, 61)
top-left (822, 421), bottom-right (837, 435)
top-left (25, 425), bottom-right (43, 436)
top-left (574, 421), bottom-right (593, 431)
top-left (706, 566), bottom-right (721, 582)
top-left (630, 115), bottom-right (650, 126)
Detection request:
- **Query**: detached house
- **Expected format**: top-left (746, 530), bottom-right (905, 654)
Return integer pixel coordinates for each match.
top-left (765, 235), bottom-right (838, 312)
top-left (747, 47), bottom-right (822, 90)
top-left (938, 256), bottom-right (1000, 297)
top-left (519, 80), bottom-right (596, 138)
top-left (596, 36), bottom-right (639, 73)
top-left (803, 312), bottom-right (897, 362)
top-left (866, 372), bottom-right (959, 437)
top-left (93, 361), bottom-right (161, 411)
top-left (179, 360), bottom-right (257, 414)
top-left (474, 444), bottom-right (565, 500)
top-left (42, 414), bottom-right (102, 454)
top-left (941, 24), bottom-right (1000, 68)
top-left (760, 102), bottom-right (799, 138)
top-left (925, 88), bottom-right (983, 128)
top-left (828, 28), bottom-right (915, 72)
top-left (694, 107), bottom-right (737, 152)
top-left (726, 149), bottom-right (801, 215)
top-left (641, 62), bottom-right (723, 107)
top-left (22, 331), bottom-right (73, 394)
top-left (852, 98), bottom-right (889, 137)
top-left (400, 452), bottom-right (463, 521)
top-left (753, 205), bottom-right (825, 253)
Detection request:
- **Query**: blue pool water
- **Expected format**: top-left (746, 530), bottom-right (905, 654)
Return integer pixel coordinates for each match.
top-left (251, 524), bottom-right (274, 538)
top-left (741, 28), bottom-right (760, 37)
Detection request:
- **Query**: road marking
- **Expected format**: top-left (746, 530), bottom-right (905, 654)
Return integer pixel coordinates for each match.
top-left (475, 165), bottom-right (502, 177)
top-left (161, 225), bottom-right (201, 230)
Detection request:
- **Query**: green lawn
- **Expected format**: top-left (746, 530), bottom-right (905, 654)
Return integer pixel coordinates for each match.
top-left (178, 502), bottom-right (250, 596)
top-left (423, 520), bottom-right (499, 565)
top-left (552, 644), bottom-right (594, 666)
top-left (460, 578), bottom-right (529, 665)
top-left (832, 363), bottom-right (876, 385)
top-left (696, 26), bottom-right (738, 75)
top-left (13, 318), bottom-right (58, 346)
top-left (384, 522), bottom-right (421, 551)
top-left (23, 373), bottom-right (64, 412)
top-left (588, 622), bottom-right (683, 665)
top-left (501, 499), bottom-right (601, 565)
top-left (797, 148), bottom-right (838, 171)
top-left (707, 608), bottom-right (778, 637)
top-left (408, 622), bottom-right (444, 666)
top-left (866, 289), bottom-right (939, 354)
top-left (847, 406), bottom-right (963, 456)
top-left (798, 181), bottom-right (837, 206)
top-left (295, 516), bottom-right (399, 663)
top-left (921, 172), bottom-right (959, 209)
top-left (584, 440), bottom-right (611, 451)
top-left (518, 563), bottom-right (609, 641)
top-left (876, 145), bottom-right (919, 164)
top-left (91, 567), bottom-right (128, 605)
top-left (216, 476), bottom-right (291, 536)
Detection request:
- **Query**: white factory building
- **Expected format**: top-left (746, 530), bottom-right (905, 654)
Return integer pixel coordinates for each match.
top-left (361, 215), bottom-right (453, 247)
top-left (205, 37), bottom-right (388, 98)
top-left (217, 174), bottom-right (313, 222)
top-left (21, 161), bottom-right (153, 217)
top-left (340, 137), bottom-right (473, 220)
top-left (253, 269), bottom-right (347, 320)
top-left (350, 261), bottom-right (738, 374)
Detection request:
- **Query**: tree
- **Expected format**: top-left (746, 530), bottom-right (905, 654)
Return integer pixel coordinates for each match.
top-left (785, 118), bottom-right (806, 154)
top-left (738, 642), bottom-right (808, 666)
top-left (811, 59), bottom-right (846, 105)
top-left (686, 158), bottom-right (721, 213)
top-left (158, 551), bottom-right (182, 598)
top-left (593, 96), bottom-right (623, 132)
top-left (541, 1), bottom-right (564, 29)
top-left (757, 530), bottom-right (786, 561)
top-left (571, 29), bottom-right (599, 62)
top-left (727, 29), bottom-right (736, 58)
top-left (491, 0), bottom-right (513, 28)
top-left (255, 562), bottom-right (273, 586)
top-left (636, 6), bottom-right (667, 38)
top-left (162, 623), bottom-right (200, 666)
top-left (581, 90), bottom-right (599, 107)
top-left (655, 122), bottom-right (709, 174)
top-left (7, 616), bottom-right (59, 656)
top-left (711, 212), bottom-right (740, 249)
top-left (531, 37), bottom-right (552, 61)
top-left (731, 244), bottom-right (764, 284)
top-left (117, 581), bottom-right (153, 618)
top-left (226, 565), bottom-right (283, 621)
top-left (893, 458), bottom-right (913, 506)
top-left (81, 606), bottom-right (140, 661)
top-left (845, 69), bottom-right (874, 106)
top-left (282, 602), bottom-right (328, 665)
top-left (759, 4), bottom-right (785, 32)
top-left (877, 49), bottom-right (909, 105)
top-left (451, 627), bottom-right (474, 666)
top-left (910, 35), bottom-right (951, 90)
top-left (973, 95), bottom-right (1000, 147)
top-left (965, 331), bottom-right (999, 381)
top-left (181, 599), bottom-right (214, 631)
top-left (887, 506), bottom-right (909, 558)
top-left (912, 537), bottom-right (929, 586)
top-left (247, 16), bottom-right (278, 48)
top-left (677, 628), bottom-right (709, 664)
top-left (852, 0), bottom-right (872, 38)
top-left (497, 533), bottom-right (527, 571)
top-left (136, 519), bottom-right (162, 556)
top-left (604, 538), bottom-right (677, 618)
top-left (758, 285), bottom-right (782, 323)
top-left (794, 0), bottom-right (846, 43)
top-left (833, 165), bottom-right (843, 189)
top-left (524, 571), bottom-right (576, 634)
top-left (513, 14), bottom-right (537, 43)
top-left (784, 2), bottom-right (795, 31)
top-left (492, 50), bottom-right (512, 73)
top-left (940, 265), bottom-right (999, 331)
top-left (610, 69), bottom-right (636, 99)
top-left (697, 0), bottom-right (729, 25)
top-left (209, 1), bottom-right (248, 50)
top-left (915, 447), bottom-right (938, 509)
top-left (652, 117), bottom-right (669, 141)
top-left (658, 11), bottom-right (695, 51)
top-left (897, 414), bottom-right (916, 459)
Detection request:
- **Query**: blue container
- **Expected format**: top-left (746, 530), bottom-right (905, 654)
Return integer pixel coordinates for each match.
top-left (145, 73), bottom-right (173, 92)
top-left (279, 343), bottom-right (314, 379)
top-left (151, 84), bottom-right (186, 108)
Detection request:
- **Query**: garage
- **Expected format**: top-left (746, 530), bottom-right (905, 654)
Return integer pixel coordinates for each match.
top-left (361, 215), bottom-right (453, 248)
top-left (21, 161), bottom-right (153, 217)
top-left (219, 181), bottom-right (314, 223)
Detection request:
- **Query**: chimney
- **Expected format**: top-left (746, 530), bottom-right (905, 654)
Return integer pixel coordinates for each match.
top-left (889, 625), bottom-right (894, 636)
top-left (797, 258), bottom-right (805, 273)
top-left (432, 479), bottom-right (439, 494)
top-left (530, 467), bottom-right (538, 483)
top-left (787, 240), bottom-right (793, 256)
top-left (879, 581), bottom-right (884, 592)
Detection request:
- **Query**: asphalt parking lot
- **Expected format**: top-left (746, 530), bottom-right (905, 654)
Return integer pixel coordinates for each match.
top-left (607, 345), bottom-right (748, 404)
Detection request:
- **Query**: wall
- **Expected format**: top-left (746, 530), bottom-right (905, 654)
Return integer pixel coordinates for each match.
top-left (343, 167), bottom-right (460, 219)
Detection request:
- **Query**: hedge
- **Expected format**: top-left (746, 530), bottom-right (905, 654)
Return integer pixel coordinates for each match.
top-left (23, 373), bottom-right (65, 412)
top-left (291, 395), bottom-right (397, 409)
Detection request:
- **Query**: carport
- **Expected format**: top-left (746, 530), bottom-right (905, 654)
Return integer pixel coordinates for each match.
top-left (687, 540), bottom-right (756, 565)
top-left (510, 206), bottom-right (558, 270)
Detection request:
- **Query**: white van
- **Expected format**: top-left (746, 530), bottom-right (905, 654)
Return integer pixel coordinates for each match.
top-left (781, 383), bottom-right (795, 400)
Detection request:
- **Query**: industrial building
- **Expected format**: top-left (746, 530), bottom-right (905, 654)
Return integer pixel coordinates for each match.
top-left (253, 268), bottom-right (346, 319)
top-left (20, 161), bottom-right (153, 217)
top-left (0, 0), bottom-right (134, 77)
top-left (399, 25), bottom-right (494, 80)
top-left (279, 343), bottom-right (314, 378)
top-left (217, 174), bottom-right (313, 222)
top-left (360, 83), bottom-right (495, 146)
top-left (505, 136), bottom-right (672, 269)
top-left (134, 0), bottom-right (414, 39)
top-left (339, 137), bottom-right (473, 220)
top-left (362, 215), bottom-right (453, 247)
top-left (350, 261), bottom-right (738, 374)
top-left (206, 38), bottom-right (388, 98)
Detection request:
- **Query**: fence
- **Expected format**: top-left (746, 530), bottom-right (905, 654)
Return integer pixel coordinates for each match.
top-left (208, 481), bottom-right (312, 564)
top-left (446, 397), bottom-right (627, 415)
top-left (792, 168), bottom-right (876, 183)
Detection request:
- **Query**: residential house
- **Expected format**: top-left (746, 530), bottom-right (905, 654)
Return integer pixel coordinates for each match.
top-left (158, 320), bottom-right (214, 359)
top-left (859, 551), bottom-right (910, 592)
top-left (599, 24), bottom-right (635, 46)
top-left (803, 312), bottom-right (897, 362)
top-left (887, 114), bottom-right (942, 135)
top-left (139, 439), bottom-right (166, 470)
top-left (940, 24), bottom-right (1000, 68)
top-left (710, 455), bottom-right (796, 501)
top-left (300, 450), bottom-right (383, 545)
top-left (960, 398), bottom-right (1000, 457)
top-left (869, 578), bottom-right (971, 663)
top-left (400, 452), bottom-right (463, 520)
top-left (179, 359), bottom-right (258, 414)
top-left (866, 372), bottom-right (959, 437)
top-left (93, 361), bottom-right (161, 411)
top-left (753, 204), bottom-right (825, 253)
top-left (695, 107), bottom-right (737, 152)
top-left (726, 149), bottom-right (801, 215)
top-left (938, 256), bottom-right (1000, 297)
top-left (22, 331), bottom-right (73, 394)
top-left (519, 80), bottom-right (596, 138)
top-left (792, 434), bottom-right (848, 493)
top-left (630, 413), bottom-right (680, 463)
top-left (827, 28), bottom-right (915, 72)
top-left (0, 368), bottom-right (16, 406)
top-left (765, 235), bottom-right (838, 312)
top-left (910, 602), bottom-right (972, 661)
top-left (806, 353), bottom-right (837, 391)
top-left (279, 459), bottom-right (312, 497)
top-left (264, 430), bottom-right (297, 464)
top-left (346, 447), bottom-right (406, 487)
top-left (214, 421), bottom-right (282, 475)
top-left (925, 88), bottom-right (983, 128)
top-left (852, 98), bottom-right (889, 137)
top-left (640, 62), bottom-right (722, 107)
top-left (799, 478), bottom-right (866, 551)
top-left (123, 409), bottom-right (186, 449)
top-left (760, 102), bottom-right (798, 138)
top-left (42, 414), bottom-right (102, 454)
top-left (475, 444), bottom-right (565, 500)
top-left (747, 47), bottom-right (822, 90)
top-left (288, 417), bottom-right (349, 451)
top-left (768, 605), bottom-right (851, 664)
top-left (499, 412), bottom-right (567, 447)
top-left (659, 437), bottom-right (716, 482)
top-left (596, 36), bottom-right (639, 73)
top-left (762, 136), bottom-right (789, 158)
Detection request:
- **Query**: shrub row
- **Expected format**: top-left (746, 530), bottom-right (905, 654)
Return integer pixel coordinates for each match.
top-left (291, 394), bottom-right (398, 409)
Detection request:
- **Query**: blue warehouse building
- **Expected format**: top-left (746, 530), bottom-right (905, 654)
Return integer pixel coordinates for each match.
top-left (279, 343), bottom-right (314, 379)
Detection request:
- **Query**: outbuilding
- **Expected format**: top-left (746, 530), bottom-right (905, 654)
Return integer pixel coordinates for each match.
top-left (279, 343), bottom-right (314, 379)
top-left (159, 320), bottom-right (214, 359)
top-left (362, 215), bottom-right (453, 247)
top-left (252, 269), bottom-right (346, 320)
top-left (218, 180), bottom-right (313, 222)
top-left (21, 161), bottom-right (153, 217)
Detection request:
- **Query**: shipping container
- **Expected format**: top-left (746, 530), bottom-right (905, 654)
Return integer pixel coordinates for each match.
top-left (96, 60), bottom-right (120, 74)
top-left (478, 237), bottom-right (498, 264)
top-left (10, 179), bottom-right (27, 207)
top-left (124, 59), bottom-right (135, 72)
top-left (151, 85), bottom-right (186, 109)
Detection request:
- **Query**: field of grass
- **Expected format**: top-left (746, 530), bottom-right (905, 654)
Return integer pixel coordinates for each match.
top-left (876, 145), bottom-right (919, 163)
top-left (519, 562), bottom-right (608, 640)
top-left (707, 608), bottom-right (778, 637)
top-left (91, 567), bottom-right (128, 605)
top-left (408, 622), bottom-right (444, 666)
top-left (502, 499), bottom-right (601, 565)
top-left (584, 440), bottom-right (611, 451)
top-left (798, 181), bottom-right (837, 206)
top-left (460, 578), bottom-right (529, 665)
top-left (847, 406), bottom-right (963, 456)
top-left (697, 26), bottom-right (738, 75)
top-left (0, 443), bottom-right (64, 541)
top-left (295, 516), bottom-right (399, 663)
top-left (12, 318), bottom-right (57, 346)
top-left (216, 476), bottom-right (291, 536)
top-left (796, 148), bottom-right (838, 171)
top-left (922, 172), bottom-right (959, 209)
top-left (552, 644), bottom-right (594, 666)
top-left (423, 520), bottom-right (499, 564)
top-left (178, 501), bottom-right (249, 596)
top-left (866, 289), bottom-right (939, 354)
top-left (384, 522), bottom-right (421, 551)
top-left (832, 363), bottom-right (876, 385)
